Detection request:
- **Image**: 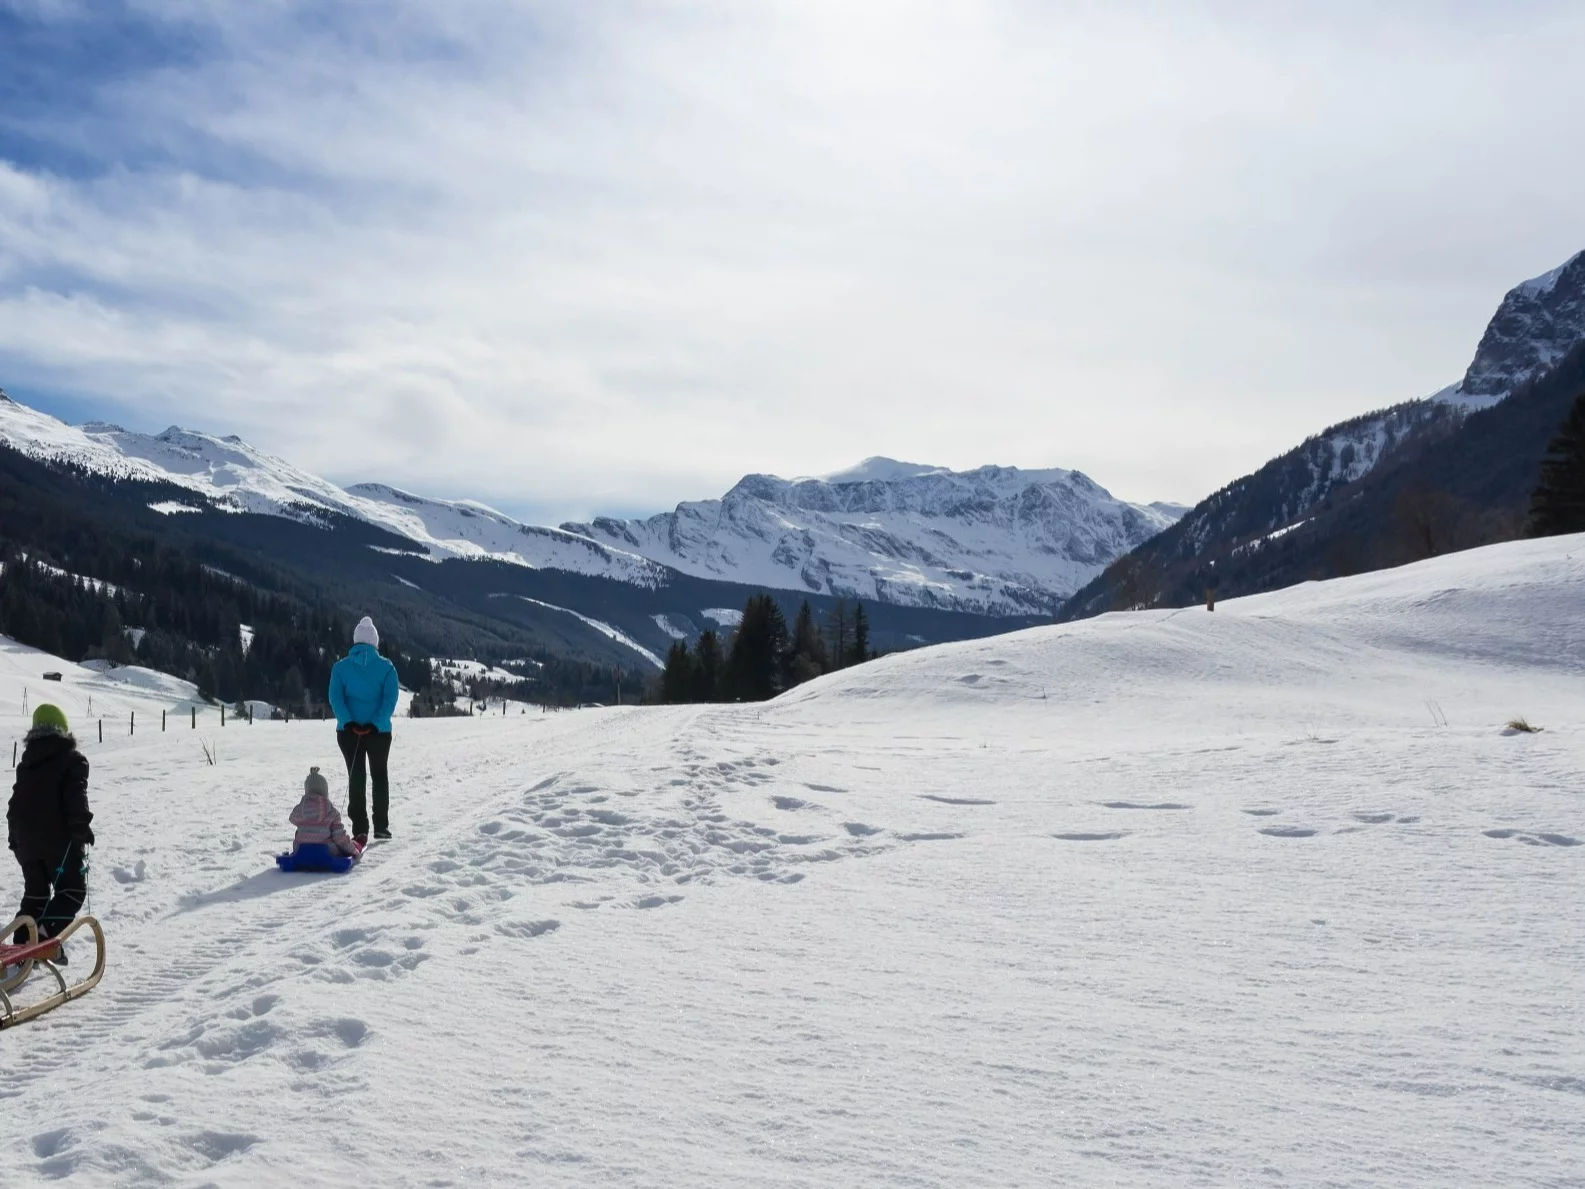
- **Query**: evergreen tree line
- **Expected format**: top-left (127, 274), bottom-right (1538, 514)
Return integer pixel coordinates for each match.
top-left (654, 595), bottom-right (872, 704)
top-left (0, 542), bottom-right (431, 711)
top-left (1528, 383), bottom-right (1585, 536)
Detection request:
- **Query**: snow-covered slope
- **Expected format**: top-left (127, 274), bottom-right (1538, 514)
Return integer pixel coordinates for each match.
top-left (564, 459), bottom-right (1180, 616)
top-left (0, 393), bottom-right (664, 584)
top-left (1, 534), bottom-right (1581, 1186)
top-left (342, 483), bottom-right (663, 585)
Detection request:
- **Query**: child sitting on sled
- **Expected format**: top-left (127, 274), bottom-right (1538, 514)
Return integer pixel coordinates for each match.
top-left (289, 768), bottom-right (363, 863)
top-left (7, 704), bottom-right (94, 961)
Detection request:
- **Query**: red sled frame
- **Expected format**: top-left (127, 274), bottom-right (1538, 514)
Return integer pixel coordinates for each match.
top-left (0, 914), bottom-right (106, 1029)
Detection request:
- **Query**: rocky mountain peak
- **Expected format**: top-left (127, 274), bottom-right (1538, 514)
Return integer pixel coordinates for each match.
top-left (1459, 249), bottom-right (1585, 399)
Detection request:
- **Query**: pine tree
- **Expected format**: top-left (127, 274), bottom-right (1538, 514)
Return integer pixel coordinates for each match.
top-left (788, 600), bottom-right (828, 686)
top-left (692, 630), bottom-right (722, 702)
top-left (824, 599), bottom-right (850, 669)
top-left (1529, 387), bottom-right (1585, 536)
top-left (660, 640), bottom-right (695, 704)
top-left (725, 594), bottom-right (790, 701)
top-left (848, 601), bottom-right (870, 666)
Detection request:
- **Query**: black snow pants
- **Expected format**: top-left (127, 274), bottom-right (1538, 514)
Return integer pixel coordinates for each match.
top-left (337, 729), bottom-right (393, 838)
top-left (13, 843), bottom-right (88, 942)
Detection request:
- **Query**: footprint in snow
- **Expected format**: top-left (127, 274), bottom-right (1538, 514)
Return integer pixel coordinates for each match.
top-left (495, 919), bottom-right (561, 939)
top-left (635, 894), bottom-right (685, 910)
top-left (1053, 832), bottom-right (1128, 842)
top-left (919, 795), bottom-right (996, 806)
top-left (1241, 809), bottom-right (1281, 817)
top-left (32, 1129), bottom-right (73, 1160)
top-left (843, 822), bottom-right (883, 837)
top-left (1484, 829), bottom-right (1581, 847)
top-left (1104, 801), bottom-right (1191, 811)
top-left (1259, 826), bottom-right (1318, 838)
top-left (181, 1131), bottom-right (260, 1165)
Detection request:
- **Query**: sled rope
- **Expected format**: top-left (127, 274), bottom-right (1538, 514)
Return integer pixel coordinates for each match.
top-left (41, 840), bottom-right (90, 931)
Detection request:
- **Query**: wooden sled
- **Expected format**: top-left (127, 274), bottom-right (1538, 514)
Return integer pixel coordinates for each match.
top-left (0, 914), bottom-right (106, 1029)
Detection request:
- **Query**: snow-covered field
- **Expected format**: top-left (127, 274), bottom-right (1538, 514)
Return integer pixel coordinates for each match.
top-left (3, 536), bottom-right (1583, 1187)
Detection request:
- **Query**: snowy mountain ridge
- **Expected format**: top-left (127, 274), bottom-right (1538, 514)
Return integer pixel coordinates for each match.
top-left (0, 390), bottom-right (1178, 616)
top-left (562, 459), bottom-right (1182, 616)
top-left (0, 396), bottom-right (666, 586)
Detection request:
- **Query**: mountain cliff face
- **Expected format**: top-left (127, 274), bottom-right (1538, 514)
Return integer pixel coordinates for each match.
top-left (563, 461), bottom-right (1180, 617)
top-left (1454, 251), bottom-right (1585, 404)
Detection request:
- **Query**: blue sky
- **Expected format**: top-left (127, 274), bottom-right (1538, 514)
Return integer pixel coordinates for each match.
top-left (2, 0), bottom-right (1584, 523)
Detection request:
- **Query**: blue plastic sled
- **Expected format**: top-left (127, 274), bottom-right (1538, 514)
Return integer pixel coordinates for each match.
top-left (276, 843), bottom-right (357, 874)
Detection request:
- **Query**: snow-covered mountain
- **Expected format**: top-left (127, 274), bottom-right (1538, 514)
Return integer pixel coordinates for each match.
top-left (1062, 247), bottom-right (1585, 619)
top-left (1449, 250), bottom-right (1585, 406)
top-left (0, 393), bottom-right (665, 585)
top-left (563, 461), bottom-right (1181, 616)
top-left (1172, 248), bottom-right (1585, 556)
top-left (1293, 251), bottom-right (1585, 494)
top-left (0, 392), bottom-right (1177, 617)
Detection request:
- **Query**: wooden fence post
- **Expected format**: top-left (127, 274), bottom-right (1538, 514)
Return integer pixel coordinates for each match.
top-left (191, 706), bottom-right (196, 729)
top-left (130, 711), bottom-right (135, 737)
top-left (162, 709), bottom-right (166, 732)
top-left (98, 719), bottom-right (103, 744)
top-left (221, 705), bottom-right (226, 727)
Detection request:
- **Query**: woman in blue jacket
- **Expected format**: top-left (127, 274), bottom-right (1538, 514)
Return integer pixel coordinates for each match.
top-left (327, 617), bottom-right (400, 844)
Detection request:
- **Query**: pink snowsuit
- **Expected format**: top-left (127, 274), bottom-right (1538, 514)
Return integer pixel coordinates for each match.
top-left (289, 791), bottom-right (360, 858)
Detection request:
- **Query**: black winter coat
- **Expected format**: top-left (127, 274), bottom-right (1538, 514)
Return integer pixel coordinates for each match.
top-left (7, 732), bottom-right (94, 863)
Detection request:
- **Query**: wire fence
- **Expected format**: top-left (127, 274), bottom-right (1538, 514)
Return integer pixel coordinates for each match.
top-left (4, 690), bottom-right (570, 771)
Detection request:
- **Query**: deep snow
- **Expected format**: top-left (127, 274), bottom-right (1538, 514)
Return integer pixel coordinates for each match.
top-left (1, 536), bottom-right (1583, 1187)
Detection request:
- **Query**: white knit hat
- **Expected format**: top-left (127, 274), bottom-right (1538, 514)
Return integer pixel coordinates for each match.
top-left (353, 616), bottom-right (379, 648)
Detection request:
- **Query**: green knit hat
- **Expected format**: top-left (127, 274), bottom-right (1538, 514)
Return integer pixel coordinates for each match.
top-left (32, 703), bottom-right (69, 733)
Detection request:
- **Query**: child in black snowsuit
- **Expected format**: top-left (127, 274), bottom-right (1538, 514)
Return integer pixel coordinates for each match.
top-left (7, 704), bottom-right (94, 957)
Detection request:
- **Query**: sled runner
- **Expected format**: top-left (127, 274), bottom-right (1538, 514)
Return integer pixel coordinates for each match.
top-left (0, 914), bottom-right (107, 1030)
top-left (276, 843), bottom-right (358, 874)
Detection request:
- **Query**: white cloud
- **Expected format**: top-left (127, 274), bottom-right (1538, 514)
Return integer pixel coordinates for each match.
top-left (1, 0), bottom-right (1583, 521)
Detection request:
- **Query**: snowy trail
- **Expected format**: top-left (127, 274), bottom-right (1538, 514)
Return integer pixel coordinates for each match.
top-left (2, 537), bottom-right (1584, 1186)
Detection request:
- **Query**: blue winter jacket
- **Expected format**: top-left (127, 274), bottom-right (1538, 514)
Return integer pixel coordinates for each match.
top-left (328, 644), bottom-right (400, 733)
